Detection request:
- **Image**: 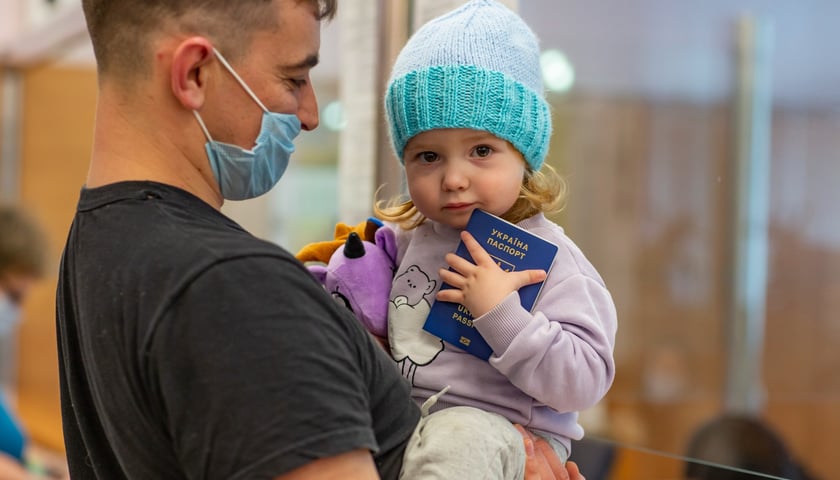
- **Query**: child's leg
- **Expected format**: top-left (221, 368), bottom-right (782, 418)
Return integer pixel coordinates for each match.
top-left (399, 406), bottom-right (526, 480)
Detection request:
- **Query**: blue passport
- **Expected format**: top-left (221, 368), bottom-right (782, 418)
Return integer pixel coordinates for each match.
top-left (422, 209), bottom-right (558, 360)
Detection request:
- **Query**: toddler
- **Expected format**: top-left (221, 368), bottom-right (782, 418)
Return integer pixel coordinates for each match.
top-left (376, 1), bottom-right (618, 478)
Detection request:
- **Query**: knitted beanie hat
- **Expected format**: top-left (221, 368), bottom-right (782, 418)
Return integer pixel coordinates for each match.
top-left (385, 0), bottom-right (551, 171)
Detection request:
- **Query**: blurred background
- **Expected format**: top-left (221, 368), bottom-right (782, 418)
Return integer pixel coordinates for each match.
top-left (0, 0), bottom-right (838, 478)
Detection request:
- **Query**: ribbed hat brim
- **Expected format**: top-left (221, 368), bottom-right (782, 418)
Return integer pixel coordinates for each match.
top-left (386, 64), bottom-right (551, 171)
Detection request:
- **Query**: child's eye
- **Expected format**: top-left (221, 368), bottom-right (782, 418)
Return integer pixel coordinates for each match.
top-left (473, 145), bottom-right (492, 157)
top-left (420, 151), bottom-right (439, 163)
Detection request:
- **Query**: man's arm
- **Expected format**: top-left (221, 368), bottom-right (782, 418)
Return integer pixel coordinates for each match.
top-left (154, 257), bottom-right (385, 479)
top-left (274, 450), bottom-right (379, 480)
top-left (274, 439), bottom-right (585, 480)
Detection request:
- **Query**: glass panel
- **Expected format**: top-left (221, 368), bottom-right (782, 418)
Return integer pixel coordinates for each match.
top-left (226, 2), bottom-right (836, 478)
top-left (572, 435), bottom-right (810, 480)
top-left (519, 1), bottom-right (839, 479)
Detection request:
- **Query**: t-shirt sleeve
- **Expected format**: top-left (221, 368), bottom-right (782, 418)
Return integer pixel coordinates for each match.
top-left (145, 254), bottom-right (380, 480)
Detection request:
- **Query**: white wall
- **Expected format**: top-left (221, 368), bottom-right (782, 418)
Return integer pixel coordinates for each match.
top-left (0, 0), bottom-right (88, 67)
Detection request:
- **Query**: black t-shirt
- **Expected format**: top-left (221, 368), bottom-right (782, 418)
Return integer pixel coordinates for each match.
top-left (56, 181), bottom-right (419, 480)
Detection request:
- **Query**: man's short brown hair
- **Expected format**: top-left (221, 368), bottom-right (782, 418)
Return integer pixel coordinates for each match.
top-left (82, 0), bottom-right (337, 80)
top-left (0, 205), bottom-right (48, 278)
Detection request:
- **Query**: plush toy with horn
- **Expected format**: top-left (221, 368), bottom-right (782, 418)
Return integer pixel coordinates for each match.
top-left (296, 218), bottom-right (397, 338)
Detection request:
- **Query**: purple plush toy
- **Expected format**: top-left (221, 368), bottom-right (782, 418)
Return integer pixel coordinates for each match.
top-left (303, 223), bottom-right (398, 338)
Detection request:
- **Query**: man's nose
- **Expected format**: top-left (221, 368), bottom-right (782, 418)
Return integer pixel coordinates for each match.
top-left (298, 84), bottom-right (319, 131)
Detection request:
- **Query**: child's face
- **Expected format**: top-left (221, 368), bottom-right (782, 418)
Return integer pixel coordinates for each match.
top-left (403, 128), bottom-right (526, 230)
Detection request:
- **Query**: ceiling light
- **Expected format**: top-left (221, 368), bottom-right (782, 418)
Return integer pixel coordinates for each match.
top-left (540, 49), bottom-right (574, 93)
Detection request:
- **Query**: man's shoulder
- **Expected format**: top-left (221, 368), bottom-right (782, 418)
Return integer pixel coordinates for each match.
top-left (79, 181), bottom-right (290, 261)
top-left (66, 180), bottom-right (306, 298)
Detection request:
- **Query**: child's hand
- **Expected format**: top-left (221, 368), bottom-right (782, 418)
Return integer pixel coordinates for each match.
top-left (437, 230), bottom-right (546, 318)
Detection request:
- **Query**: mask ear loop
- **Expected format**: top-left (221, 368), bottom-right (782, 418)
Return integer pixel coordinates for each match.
top-left (192, 110), bottom-right (214, 142)
top-left (211, 47), bottom-right (270, 113)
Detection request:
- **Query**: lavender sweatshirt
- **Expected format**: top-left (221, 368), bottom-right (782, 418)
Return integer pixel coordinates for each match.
top-left (386, 213), bottom-right (617, 452)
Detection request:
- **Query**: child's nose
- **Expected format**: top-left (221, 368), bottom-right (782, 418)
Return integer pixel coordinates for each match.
top-left (441, 164), bottom-right (469, 191)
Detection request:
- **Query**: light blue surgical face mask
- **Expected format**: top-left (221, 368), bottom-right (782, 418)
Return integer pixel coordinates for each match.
top-left (193, 48), bottom-right (302, 201)
top-left (0, 293), bottom-right (21, 337)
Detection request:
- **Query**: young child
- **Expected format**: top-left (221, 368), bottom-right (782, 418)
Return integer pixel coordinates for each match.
top-left (375, 1), bottom-right (618, 478)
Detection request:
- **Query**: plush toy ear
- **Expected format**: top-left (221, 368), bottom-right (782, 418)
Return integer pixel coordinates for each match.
top-left (363, 217), bottom-right (384, 241)
top-left (308, 265), bottom-right (328, 284)
top-left (374, 226), bottom-right (398, 265)
top-left (343, 232), bottom-right (366, 259)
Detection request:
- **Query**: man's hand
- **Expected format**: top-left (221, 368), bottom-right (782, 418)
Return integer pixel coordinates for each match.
top-left (437, 231), bottom-right (546, 317)
top-left (517, 425), bottom-right (585, 480)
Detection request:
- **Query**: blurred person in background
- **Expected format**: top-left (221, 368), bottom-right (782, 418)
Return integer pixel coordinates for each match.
top-left (0, 204), bottom-right (65, 479)
top-left (684, 414), bottom-right (818, 480)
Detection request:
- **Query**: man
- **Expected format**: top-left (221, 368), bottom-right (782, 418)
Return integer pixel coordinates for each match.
top-left (57, 1), bottom-right (582, 478)
top-left (0, 205), bottom-right (46, 339)
top-left (0, 205), bottom-right (54, 478)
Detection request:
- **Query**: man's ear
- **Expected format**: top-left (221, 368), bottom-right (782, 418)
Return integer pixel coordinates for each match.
top-left (170, 37), bottom-right (215, 110)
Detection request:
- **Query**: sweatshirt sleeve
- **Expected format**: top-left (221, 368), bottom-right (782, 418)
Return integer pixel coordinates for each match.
top-left (471, 269), bottom-right (617, 413)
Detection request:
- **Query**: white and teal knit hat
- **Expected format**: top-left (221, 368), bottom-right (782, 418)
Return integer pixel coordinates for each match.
top-left (385, 0), bottom-right (551, 171)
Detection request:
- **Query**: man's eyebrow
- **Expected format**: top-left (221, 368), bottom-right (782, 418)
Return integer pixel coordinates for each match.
top-left (284, 54), bottom-right (320, 70)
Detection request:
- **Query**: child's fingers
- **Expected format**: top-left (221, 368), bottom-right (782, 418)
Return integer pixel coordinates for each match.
top-left (460, 230), bottom-right (495, 265)
top-left (444, 252), bottom-right (476, 274)
top-left (435, 287), bottom-right (464, 304)
top-left (511, 269), bottom-right (547, 290)
top-left (438, 268), bottom-right (466, 288)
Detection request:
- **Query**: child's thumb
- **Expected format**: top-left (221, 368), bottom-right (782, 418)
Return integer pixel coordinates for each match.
top-left (514, 269), bottom-right (547, 289)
